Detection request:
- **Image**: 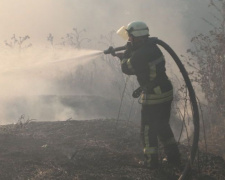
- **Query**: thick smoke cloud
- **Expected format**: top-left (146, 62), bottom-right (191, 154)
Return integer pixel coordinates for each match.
top-left (0, 0), bottom-right (211, 48)
top-left (0, 0), bottom-right (211, 125)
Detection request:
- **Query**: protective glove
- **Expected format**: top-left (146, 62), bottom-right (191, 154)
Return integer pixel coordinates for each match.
top-left (104, 46), bottom-right (116, 56)
top-left (110, 49), bottom-right (124, 60)
top-left (132, 87), bottom-right (142, 98)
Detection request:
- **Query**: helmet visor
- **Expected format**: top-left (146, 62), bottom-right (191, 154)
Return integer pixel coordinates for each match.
top-left (116, 26), bottom-right (129, 41)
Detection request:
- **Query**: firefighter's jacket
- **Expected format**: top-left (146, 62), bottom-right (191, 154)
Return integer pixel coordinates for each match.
top-left (121, 38), bottom-right (173, 105)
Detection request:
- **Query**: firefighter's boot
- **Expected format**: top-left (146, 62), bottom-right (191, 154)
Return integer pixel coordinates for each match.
top-left (164, 143), bottom-right (180, 166)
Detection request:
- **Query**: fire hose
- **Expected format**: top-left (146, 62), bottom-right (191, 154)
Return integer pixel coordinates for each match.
top-left (104, 37), bottom-right (200, 180)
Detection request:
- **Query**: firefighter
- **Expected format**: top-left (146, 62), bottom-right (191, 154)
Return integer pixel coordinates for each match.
top-left (112, 21), bottom-right (180, 169)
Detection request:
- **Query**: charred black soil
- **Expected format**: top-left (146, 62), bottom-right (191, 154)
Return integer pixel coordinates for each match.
top-left (0, 119), bottom-right (224, 180)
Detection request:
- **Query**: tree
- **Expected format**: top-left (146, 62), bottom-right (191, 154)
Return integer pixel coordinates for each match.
top-left (60, 28), bottom-right (90, 49)
top-left (4, 34), bottom-right (32, 51)
top-left (187, 0), bottom-right (225, 126)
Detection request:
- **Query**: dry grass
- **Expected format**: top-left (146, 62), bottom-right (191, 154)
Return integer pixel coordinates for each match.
top-left (0, 119), bottom-right (224, 180)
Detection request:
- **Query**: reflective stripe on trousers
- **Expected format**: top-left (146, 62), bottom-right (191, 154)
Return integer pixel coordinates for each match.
top-left (143, 125), bottom-right (158, 154)
top-left (143, 125), bottom-right (158, 166)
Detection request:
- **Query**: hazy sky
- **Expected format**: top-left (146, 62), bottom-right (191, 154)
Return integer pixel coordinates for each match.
top-left (0, 0), bottom-right (211, 51)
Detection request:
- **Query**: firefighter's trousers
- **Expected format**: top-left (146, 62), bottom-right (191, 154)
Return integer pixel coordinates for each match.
top-left (141, 100), bottom-right (180, 168)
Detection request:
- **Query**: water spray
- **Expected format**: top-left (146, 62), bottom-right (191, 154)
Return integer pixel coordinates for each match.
top-left (1, 49), bottom-right (102, 74)
top-left (104, 37), bottom-right (200, 180)
top-left (0, 48), bottom-right (104, 123)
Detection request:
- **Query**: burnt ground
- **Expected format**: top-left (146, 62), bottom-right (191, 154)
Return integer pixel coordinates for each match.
top-left (0, 119), bottom-right (224, 180)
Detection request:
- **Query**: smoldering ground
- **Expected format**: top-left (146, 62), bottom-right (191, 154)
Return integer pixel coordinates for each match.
top-left (0, 47), bottom-right (121, 124)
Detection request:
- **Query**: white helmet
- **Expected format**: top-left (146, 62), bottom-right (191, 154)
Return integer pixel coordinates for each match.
top-left (116, 21), bottom-right (149, 41)
top-left (126, 21), bottom-right (149, 37)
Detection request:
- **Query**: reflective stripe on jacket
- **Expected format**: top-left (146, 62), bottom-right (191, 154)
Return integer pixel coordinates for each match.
top-left (121, 38), bottom-right (173, 105)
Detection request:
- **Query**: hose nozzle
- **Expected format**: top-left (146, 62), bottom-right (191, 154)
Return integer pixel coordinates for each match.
top-left (103, 45), bottom-right (127, 55)
top-left (104, 46), bottom-right (115, 54)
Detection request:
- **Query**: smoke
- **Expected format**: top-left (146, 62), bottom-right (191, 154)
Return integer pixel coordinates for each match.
top-left (0, 47), bottom-right (104, 124)
top-left (0, 0), bottom-right (211, 48)
top-left (0, 0), bottom-right (212, 125)
top-left (0, 47), bottom-right (102, 95)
